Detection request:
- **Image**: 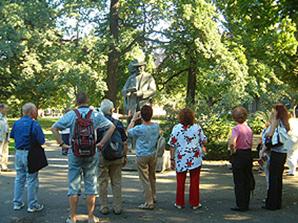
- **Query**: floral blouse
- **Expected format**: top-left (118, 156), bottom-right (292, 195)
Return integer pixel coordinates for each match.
top-left (168, 123), bottom-right (207, 173)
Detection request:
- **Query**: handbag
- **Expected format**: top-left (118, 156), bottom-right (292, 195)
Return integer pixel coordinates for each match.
top-left (27, 121), bottom-right (48, 174)
top-left (264, 123), bottom-right (284, 149)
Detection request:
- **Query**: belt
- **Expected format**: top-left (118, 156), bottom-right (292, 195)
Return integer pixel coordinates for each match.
top-left (16, 148), bottom-right (29, 151)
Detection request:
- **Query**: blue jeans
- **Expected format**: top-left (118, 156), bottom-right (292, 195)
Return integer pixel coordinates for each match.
top-left (13, 150), bottom-right (39, 208)
top-left (68, 151), bottom-right (99, 196)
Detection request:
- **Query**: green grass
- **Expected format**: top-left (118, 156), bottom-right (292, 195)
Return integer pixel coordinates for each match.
top-left (8, 117), bottom-right (58, 151)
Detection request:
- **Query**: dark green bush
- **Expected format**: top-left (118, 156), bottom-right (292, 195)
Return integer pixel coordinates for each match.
top-left (161, 111), bottom-right (233, 160)
top-left (248, 111), bottom-right (269, 134)
top-left (204, 142), bottom-right (229, 160)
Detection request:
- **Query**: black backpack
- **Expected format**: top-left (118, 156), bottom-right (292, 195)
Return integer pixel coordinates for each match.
top-left (97, 118), bottom-right (125, 161)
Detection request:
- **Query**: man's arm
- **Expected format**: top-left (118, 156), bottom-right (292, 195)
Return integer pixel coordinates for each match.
top-left (0, 120), bottom-right (5, 142)
top-left (51, 112), bottom-right (73, 149)
top-left (97, 124), bottom-right (115, 149)
top-left (51, 126), bottom-right (69, 148)
top-left (34, 122), bottom-right (46, 145)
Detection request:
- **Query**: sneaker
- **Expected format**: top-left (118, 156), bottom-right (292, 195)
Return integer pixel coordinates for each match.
top-left (113, 209), bottom-right (122, 215)
top-left (14, 202), bottom-right (25, 211)
top-left (65, 217), bottom-right (76, 223)
top-left (100, 207), bottom-right (110, 215)
top-left (192, 203), bottom-right (202, 210)
top-left (174, 203), bottom-right (184, 209)
top-left (27, 204), bottom-right (44, 213)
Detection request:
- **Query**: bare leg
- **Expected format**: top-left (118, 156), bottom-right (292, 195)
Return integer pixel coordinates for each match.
top-left (86, 195), bottom-right (96, 221)
top-left (69, 196), bottom-right (79, 222)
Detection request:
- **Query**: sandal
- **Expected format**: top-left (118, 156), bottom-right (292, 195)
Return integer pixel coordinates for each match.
top-left (138, 203), bottom-right (154, 210)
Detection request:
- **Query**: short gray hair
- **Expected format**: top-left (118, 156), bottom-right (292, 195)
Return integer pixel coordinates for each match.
top-left (22, 103), bottom-right (36, 115)
top-left (100, 99), bottom-right (114, 115)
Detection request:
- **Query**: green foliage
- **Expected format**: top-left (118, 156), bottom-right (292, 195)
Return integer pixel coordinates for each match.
top-left (199, 114), bottom-right (232, 143)
top-left (248, 111), bottom-right (270, 134)
top-left (198, 114), bottom-right (233, 160)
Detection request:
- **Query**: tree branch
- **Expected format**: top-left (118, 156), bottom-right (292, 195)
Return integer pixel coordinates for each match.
top-left (159, 68), bottom-right (189, 90)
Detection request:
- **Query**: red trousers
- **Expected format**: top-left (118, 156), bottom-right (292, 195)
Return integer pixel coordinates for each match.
top-left (176, 167), bottom-right (201, 207)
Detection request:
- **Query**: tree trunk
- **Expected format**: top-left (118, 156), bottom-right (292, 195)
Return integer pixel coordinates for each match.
top-left (106, 0), bottom-right (120, 103)
top-left (186, 61), bottom-right (197, 106)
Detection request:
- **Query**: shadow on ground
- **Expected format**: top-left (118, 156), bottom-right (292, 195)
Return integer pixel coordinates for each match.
top-left (0, 147), bottom-right (297, 223)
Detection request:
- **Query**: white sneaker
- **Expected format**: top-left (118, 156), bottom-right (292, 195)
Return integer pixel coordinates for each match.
top-left (192, 203), bottom-right (202, 210)
top-left (27, 204), bottom-right (44, 213)
top-left (14, 202), bottom-right (25, 211)
top-left (174, 203), bottom-right (183, 209)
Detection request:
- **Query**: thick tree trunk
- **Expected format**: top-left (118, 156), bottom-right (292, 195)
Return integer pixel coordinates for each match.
top-left (106, 0), bottom-right (120, 103)
top-left (186, 63), bottom-right (197, 106)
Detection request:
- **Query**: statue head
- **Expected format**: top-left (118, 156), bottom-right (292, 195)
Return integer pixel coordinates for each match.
top-left (128, 59), bottom-right (145, 75)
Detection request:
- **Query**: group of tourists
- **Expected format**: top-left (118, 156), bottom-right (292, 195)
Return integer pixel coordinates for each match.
top-left (1, 93), bottom-right (298, 223)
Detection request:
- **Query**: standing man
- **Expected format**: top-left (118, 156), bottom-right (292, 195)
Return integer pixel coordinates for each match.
top-left (0, 103), bottom-right (10, 172)
top-left (10, 103), bottom-right (45, 212)
top-left (51, 92), bottom-right (115, 223)
top-left (98, 99), bottom-right (128, 215)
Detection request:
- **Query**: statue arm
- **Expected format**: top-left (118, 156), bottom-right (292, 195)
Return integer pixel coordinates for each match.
top-left (141, 78), bottom-right (156, 99)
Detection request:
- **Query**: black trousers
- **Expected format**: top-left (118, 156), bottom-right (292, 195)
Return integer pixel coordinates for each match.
top-left (232, 150), bottom-right (254, 210)
top-left (266, 151), bottom-right (287, 210)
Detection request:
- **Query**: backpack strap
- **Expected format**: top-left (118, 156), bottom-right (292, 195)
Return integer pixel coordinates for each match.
top-left (86, 110), bottom-right (93, 120)
top-left (74, 109), bottom-right (81, 119)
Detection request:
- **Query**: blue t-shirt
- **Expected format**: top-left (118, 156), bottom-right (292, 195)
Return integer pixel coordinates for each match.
top-left (52, 106), bottom-right (112, 146)
top-left (128, 123), bottom-right (160, 157)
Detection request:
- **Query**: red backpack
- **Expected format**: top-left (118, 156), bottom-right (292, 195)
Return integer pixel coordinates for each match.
top-left (72, 109), bottom-right (96, 157)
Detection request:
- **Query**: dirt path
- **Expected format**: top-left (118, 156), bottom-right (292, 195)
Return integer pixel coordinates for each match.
top-left (0, 145), bottom-right (297, 223)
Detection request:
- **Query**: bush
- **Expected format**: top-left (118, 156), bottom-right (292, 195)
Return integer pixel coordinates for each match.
top-left (161, 111), bottom-right (233, 160)
top-left (198, 114), bottom-right (232, 160)
top-left (248, 111), bottom-right (270, 134)
top-left (204, 142), bottom-right (229, 160)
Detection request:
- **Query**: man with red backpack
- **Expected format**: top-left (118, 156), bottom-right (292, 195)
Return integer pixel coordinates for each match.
top-left (51, 92), bottom-right (115, 223)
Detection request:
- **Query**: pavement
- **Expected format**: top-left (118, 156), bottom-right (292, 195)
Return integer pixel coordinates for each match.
top-left (0, 144), bottom-right (298, 223)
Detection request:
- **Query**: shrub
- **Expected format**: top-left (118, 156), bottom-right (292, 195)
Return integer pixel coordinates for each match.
top-left (248, 111), bottom-right (270, 134)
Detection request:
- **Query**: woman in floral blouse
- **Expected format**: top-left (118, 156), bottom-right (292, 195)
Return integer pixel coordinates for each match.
top-left (168, 108), bottom-right (207, 210)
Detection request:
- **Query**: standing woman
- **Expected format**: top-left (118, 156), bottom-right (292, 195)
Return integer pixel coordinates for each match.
top-left (128, 105), bottom-right (160, 210)
top-left (168, 108), bottom-right (207, 210)
top-left (261, 104), bottom-right (290, 210)
top-left (229, 106), bottom-right (254, 212)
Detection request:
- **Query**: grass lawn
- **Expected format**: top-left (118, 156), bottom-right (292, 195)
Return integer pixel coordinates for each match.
top-left (8, 117), bottom-right (58, 152)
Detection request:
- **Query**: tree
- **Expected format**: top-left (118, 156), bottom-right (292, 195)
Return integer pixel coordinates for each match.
top-left (216, 0), bottom-right (298, 110)
top-left (155, 0), bottom-right (248, 112)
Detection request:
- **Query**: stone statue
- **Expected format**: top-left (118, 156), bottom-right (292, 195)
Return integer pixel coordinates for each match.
top-left (122, 59), bottom-right (156, 116)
